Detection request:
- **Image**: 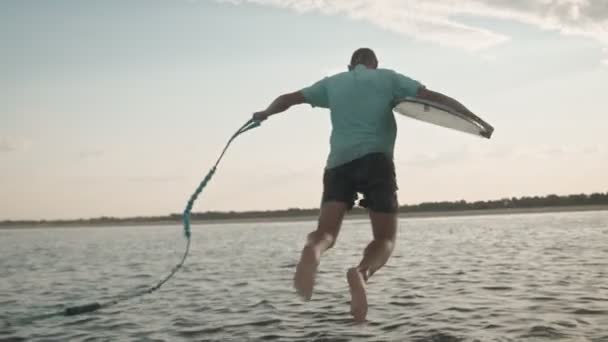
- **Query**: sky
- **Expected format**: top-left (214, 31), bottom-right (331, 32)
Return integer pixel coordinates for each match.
top-left (1, 0), bottom-right (607, 220)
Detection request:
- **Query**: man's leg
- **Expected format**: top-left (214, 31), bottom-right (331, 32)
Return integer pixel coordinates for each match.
top-left (348, 210), bottom-right (397, 322)
top-left (294, 201), bottom-right (348, 300)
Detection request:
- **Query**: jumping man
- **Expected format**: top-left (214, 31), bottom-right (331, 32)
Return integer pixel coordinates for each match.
top-left (252, 48), bottom-right (479, 322)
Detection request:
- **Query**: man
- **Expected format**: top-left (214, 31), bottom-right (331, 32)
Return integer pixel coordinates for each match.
top-left (252, 48), bottom-right (478, 322)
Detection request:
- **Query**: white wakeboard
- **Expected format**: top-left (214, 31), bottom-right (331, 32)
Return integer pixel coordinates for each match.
top-left (394, 97), bottom-right (494, 139)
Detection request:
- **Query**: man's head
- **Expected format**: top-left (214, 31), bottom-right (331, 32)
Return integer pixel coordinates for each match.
top-left (348, 48), bottom-right (378, 71)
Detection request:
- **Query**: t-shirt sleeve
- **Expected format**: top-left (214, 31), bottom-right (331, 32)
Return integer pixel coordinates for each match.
top-left (301, 78), bottom-right (329, 108)
top-left (392, 71), bottom-right (423, 99)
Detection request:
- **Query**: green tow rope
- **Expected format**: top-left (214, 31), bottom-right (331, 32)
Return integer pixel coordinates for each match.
top-left (4, 119), bottom-right (261, 327)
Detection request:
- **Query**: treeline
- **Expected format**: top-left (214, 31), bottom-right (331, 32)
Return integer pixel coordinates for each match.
top-left (0, 215), bottom-right (174, 227)
top-left (2, 192), bottom-right (607, 227)
top-left (183, 192), bottom-right (608, 220)
top-left (399, 192), bottom-right (608, 212)
top-left (182, 207), bottom-right (320, 221)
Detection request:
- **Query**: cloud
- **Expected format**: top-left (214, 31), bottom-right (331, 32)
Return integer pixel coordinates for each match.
top-left (218, 0), bottom-right (608, 54)
top-left (482, 144), bottom-right (516, 159)
top-left (62, 174), bottom-right (184, 185)
top-left (490, 144), bottom-right (606, 160)
top-left (77, 149), bottom-right (105, 160)
top-left (0, 137), bottom-right (30, 153)
top-left (399, 146), bottom-right (471, 168)
top-left (124, 175), bottom-right (183, 183)
top-left (405, 143), bottom-right (607, 166)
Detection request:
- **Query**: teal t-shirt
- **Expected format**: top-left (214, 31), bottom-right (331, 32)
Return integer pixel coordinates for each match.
top-left (301, 65), bottom-right (422, 169)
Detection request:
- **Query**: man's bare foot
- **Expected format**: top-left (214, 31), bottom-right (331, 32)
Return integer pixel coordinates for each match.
top-left (293, 246), bottom-right (320, 300)
top-left (347, 267), bottom-right (368, 322)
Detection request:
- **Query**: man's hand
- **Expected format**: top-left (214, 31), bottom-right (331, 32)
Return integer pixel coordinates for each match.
top-left (252, 110), bottom-right (270, 122)
top-left (252, 91), bottom-right (307, 122)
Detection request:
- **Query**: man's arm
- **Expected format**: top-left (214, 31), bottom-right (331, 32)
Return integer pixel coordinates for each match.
top-left (252, 91), bottom-right (306, 121)
top-left (415, 87), bottom-right (473, 116)
top-left (415, 87), bottom-right (494, 134)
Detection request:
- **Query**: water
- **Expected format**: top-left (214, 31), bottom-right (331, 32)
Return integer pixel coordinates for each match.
top-left (1, 210), bottom-right (607, 341)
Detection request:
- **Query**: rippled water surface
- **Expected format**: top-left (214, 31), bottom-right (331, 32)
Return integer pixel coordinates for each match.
top-left (1, 210), bottom-right (607, 341)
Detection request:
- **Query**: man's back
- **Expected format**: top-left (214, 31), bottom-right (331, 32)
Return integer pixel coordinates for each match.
top-left (302, 65), bottom-right (421, 168)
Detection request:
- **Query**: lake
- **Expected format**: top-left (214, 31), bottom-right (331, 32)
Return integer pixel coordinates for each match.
top-left (1, 210), bottom-right (607, 341)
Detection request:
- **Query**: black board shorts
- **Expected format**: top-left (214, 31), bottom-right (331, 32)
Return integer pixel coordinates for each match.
top-left (321, 152), bottom-right (398, 213)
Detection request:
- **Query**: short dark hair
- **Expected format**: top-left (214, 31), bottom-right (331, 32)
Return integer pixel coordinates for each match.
top-left (349, 48), bottom-right (377, 70)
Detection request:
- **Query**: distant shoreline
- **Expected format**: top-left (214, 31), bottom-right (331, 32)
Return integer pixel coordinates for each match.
top-left (181, 204), bottom-right (608, 225)
top-left (2, 205), bottom-right (607, 229)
